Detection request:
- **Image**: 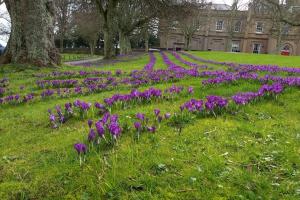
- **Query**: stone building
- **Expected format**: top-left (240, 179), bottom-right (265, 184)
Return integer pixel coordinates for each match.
top-left (159, 0), bottom-right (300, 56)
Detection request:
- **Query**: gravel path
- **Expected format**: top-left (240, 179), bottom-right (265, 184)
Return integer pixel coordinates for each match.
top-left (64, 57), bottom-right (104, 66)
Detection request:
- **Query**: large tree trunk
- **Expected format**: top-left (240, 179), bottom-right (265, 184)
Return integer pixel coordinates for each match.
top-left (184, 35), bottom-right (191, 51)
top-left (144, 29), bottom-right (149, 52)
top-left (1, 0), bottom-right (60, 66)
top-left (89, 41), bottom-right (96, 56)
top-left (103, 24), bottom-right (115, 59)
top-left (119, 31), bottom-right (132, 55)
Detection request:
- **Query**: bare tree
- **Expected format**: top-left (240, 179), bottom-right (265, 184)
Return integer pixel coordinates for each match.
top-left (265, 0), bottom-right (300, 26)
top-left (74, 2), bottom-right (102, 55)
top-left (55, 0), bottom-right (76, 53)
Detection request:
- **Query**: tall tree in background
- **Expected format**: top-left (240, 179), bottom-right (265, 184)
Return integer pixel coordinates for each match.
top-left (55, 0), bottom-right (75, 53)
top-left (1, 0), bottom-right (60, 66)
top-left (265, 0), bottom-right (300, 26)
top-left (116, 0), bottom-right (156, 55)
top-left (177, 1), bottom-right (207, 50)
top-left (93, 0), bottom-right (118, 59)
top-left (74, 2), bottom-right (102, 55)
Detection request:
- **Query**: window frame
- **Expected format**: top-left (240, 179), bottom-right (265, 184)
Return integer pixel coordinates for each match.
top-left (253, 43), bottom-right (262, 54)
top-left (234, 21), bottom-right (241, 32)
top-left (216, 20), bottom-right (224, 31)
top-left (255, 22), bottom-right (263, 33)
top-left (231, 42), bottom-right (240, 52)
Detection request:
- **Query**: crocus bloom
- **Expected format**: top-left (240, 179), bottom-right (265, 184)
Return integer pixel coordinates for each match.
top-left (188, 86), bottom-right (194, 94)
top-left (136, 113), bottom-right (145, 121)
top-left (74, 143), bottom-right (87, 154)
top-left (134, 121), bottom-right (142, 131)
top-left (157, 116), bottom-right (163, 123)
top-left (154, 109), bottom-right (160, 117)
top-left (164, 113), bottom-right (171, 119)
top-left (95, 121), bottom-right (105, 137)
top-left (110, 114), bottom-right (118, 123)
top-left (88, 119), bottom-right (93, 128)
top-left (88, 129), bottom-right (96, 142)
top-left (101, 112), bottom-right (110, 124)
top-left (108, 123), bottom-right (122, 139)
top-left (49, 114), bottom-right (55, 122)
top-left (147, 126), bottom-right (156, 133)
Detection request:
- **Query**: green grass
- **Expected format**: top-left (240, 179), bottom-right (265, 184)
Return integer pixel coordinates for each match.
top-left (0, 52), bottom-right (299, 199)
top-left (189, 51), bottom-right (300, 67)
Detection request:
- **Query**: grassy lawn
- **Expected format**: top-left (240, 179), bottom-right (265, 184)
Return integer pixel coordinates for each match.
top-left (0, 52), bottom-right (299, 199)
top-left (189, 51), bottom-right (300, 67)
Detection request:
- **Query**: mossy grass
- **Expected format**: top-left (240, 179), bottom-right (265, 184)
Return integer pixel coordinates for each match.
top-left (0, 52), bottom-right (299, 199)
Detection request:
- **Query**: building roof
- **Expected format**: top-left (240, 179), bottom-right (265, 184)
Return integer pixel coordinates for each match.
top-left (210, 3), bottom-right (231, 10)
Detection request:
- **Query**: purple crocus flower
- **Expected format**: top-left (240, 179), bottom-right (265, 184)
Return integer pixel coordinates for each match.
top-left (101, 112), bottom-right (110, 124)
top-left (188, 86), bottom-right (194, 94)
top-left (164, 113), bottom-right (171, 119)
top-left (157, 116), bottom-right (163, 123)
top-left (49, 114), bottom-right (55, 122)
top-left (74, 143), bottom-right (87, 154)
top-left (154, 109), bottom-right (160, 117)
top-left (136, 113), bottom-right (145, 121)
top-left (134, 121), bottom-right (142, 131)
top-left (110, 114), bottom-right (118, 123)
top-left (147, 126), bottom-right (156, 133)
top-left (108, 123), bottom-right (122, 139)
top-left (88, 119), bottom-right (93, 128)
top-left (95, 121), bottom-right (105, 138)
top-left (88, 129), bottom-right (96, 142)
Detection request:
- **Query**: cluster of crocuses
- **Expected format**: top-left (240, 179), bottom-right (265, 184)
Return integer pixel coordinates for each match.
top-left (127, 69), bottom-right (182, 86)
top-left (232, 82), bottom-right (284, 105)
top-left (88, 113), bottom-right (122, 143)
top-left (180, 51), bottom-right (300, 75)
top-left (73, 113), bottom-right (122, 165)
top-left (160, 51), bottom-right (200, 77)
top-left (171, 51), bottom-right (207, 69)
top-left (180, 82), bottom-right (284, 118)
top-left (144, 52), bottom-right (156, 71)
top-left (73, 109), bottom-right (172, 165)
top-left (48, 85), bottom-right (191, 128)
top-left (48, 99), bottom-right (92, 128)
top-left (133, 110), bottom-right (171, 139)
top-left (103, 85), bottom-right (192, 108)
top-left (0, 87), bottom-right (5, 97)
top-left (34, 70), bottom-right (113, 79)
top-left (0, 78), bottom-right (9, 87)
top-left (2, 70), bottom-right (188, 106)
top-left (179, 51), bottom-right (235, 67)
top-left (259, 75), bottom-right (300, 87)
top-left (180, 95), bottom-right (228, 115)
top-left (202, 71), bottom-right (259, 85)
top-left (36, 79), bottom-right (79, 89)
top-left (0, 93), bottom-right (34, 104)
top-left (234, 64), bottom-right (300, 74)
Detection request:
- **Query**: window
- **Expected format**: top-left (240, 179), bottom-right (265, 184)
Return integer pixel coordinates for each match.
top-left (256, 22), bottom-right (263, 33)
top-left (171, 21), bottom-right (179, 29)
top-left (234, 21), bottom-right (241, 32)
top-left (253, 43), bottom-right (261, 54)
top-left (216, 20), bottom-right (224, 31)
top-left (231, 42), bottom-right (240, 52)
top-left (282, 24), bottom-right (290, 35)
